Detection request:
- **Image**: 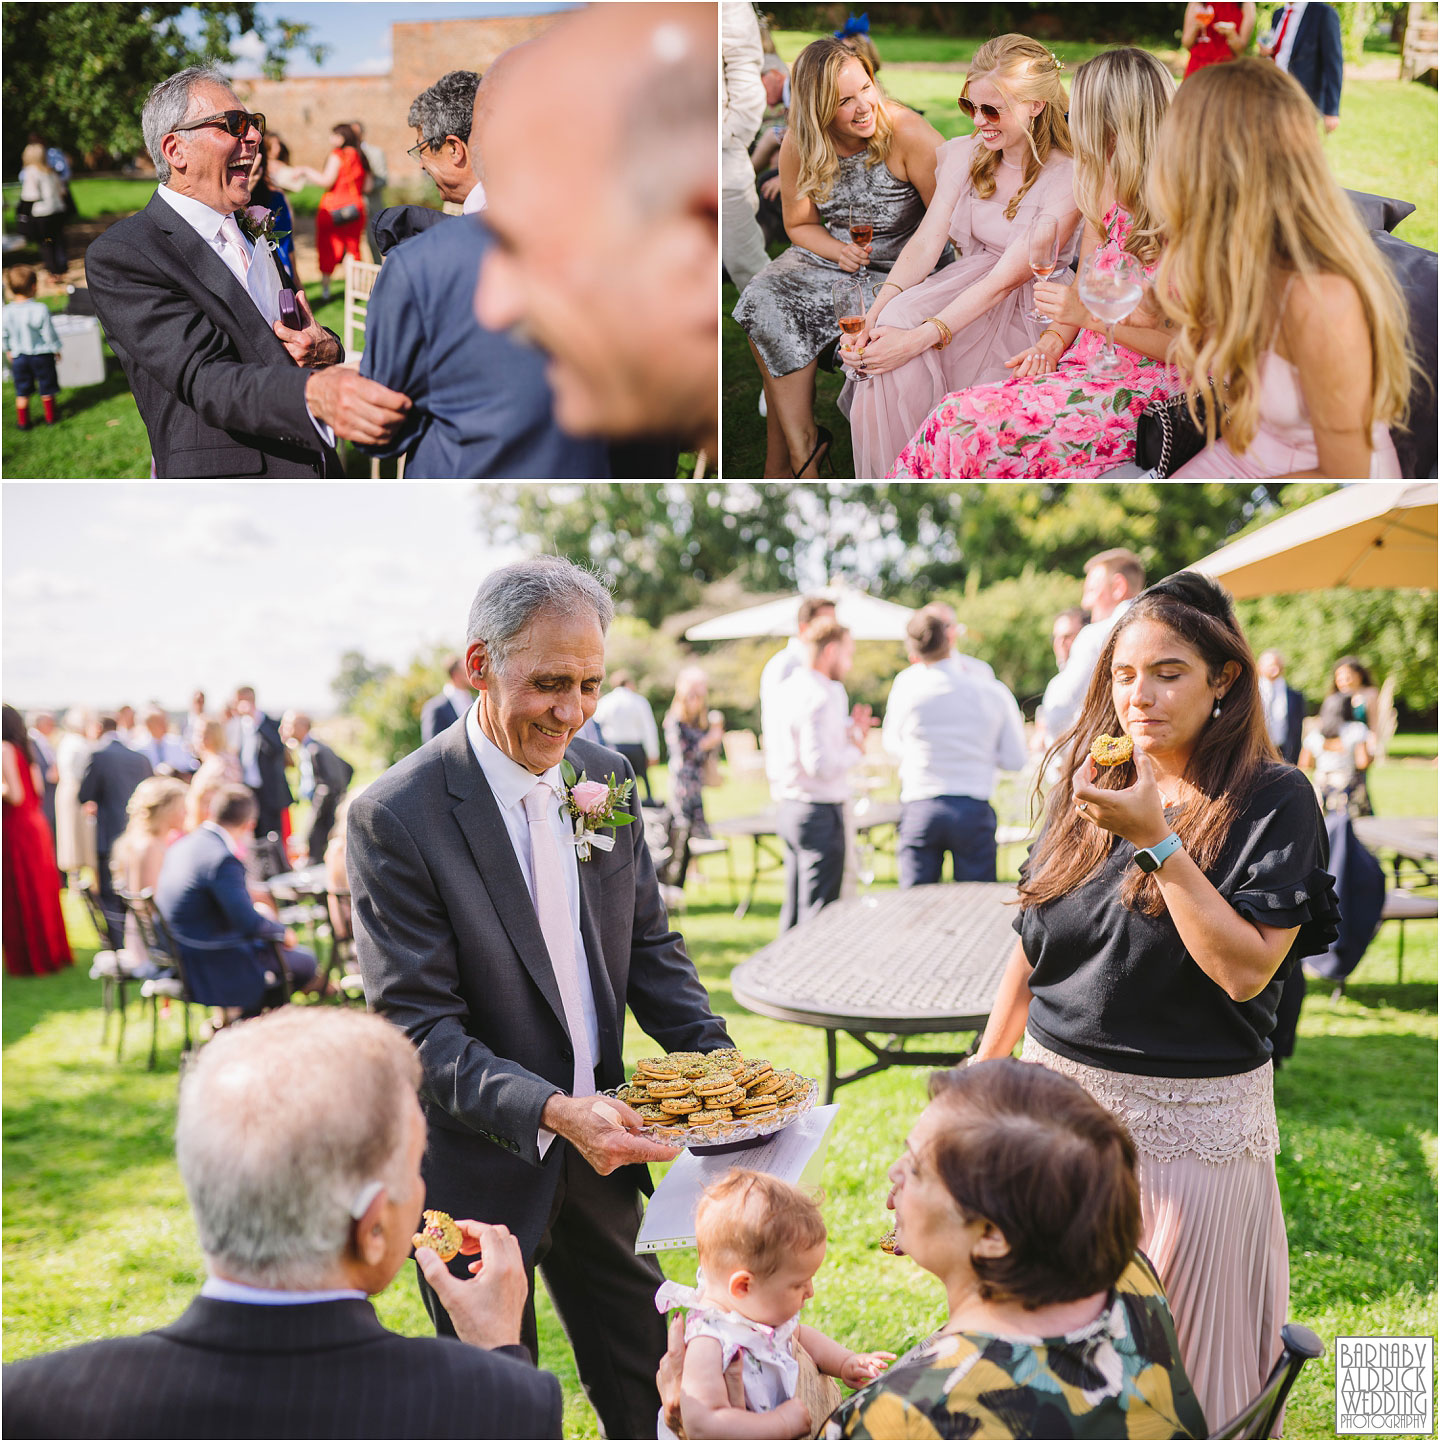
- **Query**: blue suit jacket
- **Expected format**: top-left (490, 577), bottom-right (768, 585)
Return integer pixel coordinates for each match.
top-left (1273, 3), bottom-right (1343, 116)
top-left (359, 216), bottom-right (609, 480)
top-left (420, 693), bottom-right (461, 746)
top-left (153, 827), bottom-right (284, 1010)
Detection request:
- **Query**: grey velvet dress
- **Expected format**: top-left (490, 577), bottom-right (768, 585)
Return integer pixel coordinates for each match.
top-left (733, 150), bottom-right (948, 378)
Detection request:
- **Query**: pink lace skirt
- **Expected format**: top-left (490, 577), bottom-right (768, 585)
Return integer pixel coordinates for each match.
top-left (1022, 1034), bottom-right (1288, 1434)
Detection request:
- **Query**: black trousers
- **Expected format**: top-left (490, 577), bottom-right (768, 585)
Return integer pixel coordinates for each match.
top-left (305, 788), bottom-right (341, 866)
top-left (776, 799), bottom-right (845, 932)
top-left (418, 1143), bottom-right (666, 1440)
top-left (614, 743), bottom-right (652, 802)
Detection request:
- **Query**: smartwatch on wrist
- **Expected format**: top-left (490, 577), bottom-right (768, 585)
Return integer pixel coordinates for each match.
top-left (1134, 832), bottom-right (1183, 873)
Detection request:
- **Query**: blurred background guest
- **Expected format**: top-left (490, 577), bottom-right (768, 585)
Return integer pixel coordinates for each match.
top-left (54, 706), bottom-right (98, 879)
top-left (1258, 0), bottom-right (1343, 129)
top-left (594, 671), bottom-right (661, 804)
top-left (353, 119), bottom-right (389, 261)
top-left (664, 667), bottom-right (725, 881)
top-left (262, 132), bottom-right (306, 192)
top-left (293, 122), bottom-right (370, 303)
top-left (186, 718), bottom-right (242, 833)
top-left (79, 714), bottom-right (153, 942)
top-left (281, 712), bottom-right (353, 866)
top-left (421, 656), bottom-right (472, 745)
top-left (18, 143), bottom-right (69, 282)
top-left (1330, 655), bottom-right (1380, 732)
top-left (1300, 693), bottom-right (1374, 816)
top-left (111, 776), bottom-right (188, 965)
top-left (2, 703), bottom-right (71, 976)
top-left (1183, 1), bottom-right (1255, 75)
top-left (26, 711), bottom-right (59, 855)
top-left (138, 706), bottom-right (199, 778)
top-left (181, 689), bottom-right (208, 756)
top-left (1257, 649), bottom-right (1306, 765)
top-left (722, 0), bottom-right (769, 296)
top-left (229, 686), bottom-right (292, 845)
top-left (245, 146), bottom-right (297, 275)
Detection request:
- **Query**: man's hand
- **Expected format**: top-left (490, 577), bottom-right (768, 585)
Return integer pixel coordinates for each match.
top-left (657, 1312), bottom-right (687, 1434)
top-left (414, 1220), bottom-right (528, 1349)
top-left (282, 927), bottom-right (298, 950)
top-left (540, 1093), bottom-right (680, 1174)
top-left (273, 289), bottom-right (340, 367)
top-left (772, 1398), bottom-right (814, 1438)
top-left (83, 801), bottom-right (98, 816)
top-left (304, 366), bottom-right (412, 446)
top-left (1324, 114), bottom-right (1340, 133)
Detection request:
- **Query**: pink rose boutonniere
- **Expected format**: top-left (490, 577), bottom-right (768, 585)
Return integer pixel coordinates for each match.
top-left (235, 205), bottom-right (290, 254)
top-left (559, 759), bottom-right (636, 860)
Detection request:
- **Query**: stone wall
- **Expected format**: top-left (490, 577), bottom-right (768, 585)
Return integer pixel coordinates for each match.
top-left (235, 12), bottom-right (564, 190)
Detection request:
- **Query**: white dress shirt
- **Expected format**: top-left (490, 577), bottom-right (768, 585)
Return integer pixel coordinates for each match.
top-left (1275, 1), bottom-right (1308, 70)
top-left (760, 638), bottom-right (809, 784)
top-left (202, 1276), bottom-right (365, 1306)
top-left (1039, 598), bottom-right (1134, 746)
top-left (143, 732), bottom-right (198, 773)
top-left (882, 659), bottom-right (1028, 804)
top-left (155, 184), bottom-right (335, 450)
top-left (462, 181), bottom-right (487, 214)
top-left (444, 682), bottom-right (472, 719)
top-left (593, 686), bottom-right (660, 758)
top-left (767, 667), bottom-right (861, 805)
top-left (465, 703), bottom-right (600, 1156)
top-left (1258, 675), bottom-right (1291, 746)
top-left (230, 714), bottom-right (262, 788)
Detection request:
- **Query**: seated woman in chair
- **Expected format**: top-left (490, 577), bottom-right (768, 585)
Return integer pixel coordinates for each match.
top-left (111, 776), bottom-right (188, 972)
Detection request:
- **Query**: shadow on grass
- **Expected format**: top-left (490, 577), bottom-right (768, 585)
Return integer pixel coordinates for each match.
top-left (1, 959), bottom-right (98, 1050)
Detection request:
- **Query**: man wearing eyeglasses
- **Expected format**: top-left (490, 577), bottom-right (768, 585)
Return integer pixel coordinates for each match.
top-left (85, 66), bottom-right (413, 477)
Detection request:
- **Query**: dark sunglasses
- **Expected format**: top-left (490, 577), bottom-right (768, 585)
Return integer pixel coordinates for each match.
top-left (958, 97), bottom-right (1007, 124)
top-left (171, 110), bottom-right (266, 140)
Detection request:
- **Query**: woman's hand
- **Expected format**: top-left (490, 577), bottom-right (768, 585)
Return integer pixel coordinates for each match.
top-left (1033, 278), bottom-right (1088, 328)
top-left (851, 324), bottom-right (930, 376)
top-left (835, 240), bottom-right (873, 274)
top-left (1004, 337), bottom-right (1061, 378)
top-left (1071, 750), bottom-right (1170, 851)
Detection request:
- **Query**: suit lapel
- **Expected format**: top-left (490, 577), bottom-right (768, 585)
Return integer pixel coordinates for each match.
top-left (440, 725), bottom-right (569, 1036)
top-left (142, 192), bottom-right (289, 361)
top-left (570, 763), bottom-right (623, 1082)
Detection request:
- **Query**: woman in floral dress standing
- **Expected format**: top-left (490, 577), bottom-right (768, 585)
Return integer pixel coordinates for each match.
top-left (892, 49), bottom-right (1180, 479)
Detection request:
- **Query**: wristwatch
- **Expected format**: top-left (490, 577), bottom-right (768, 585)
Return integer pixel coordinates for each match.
top-left (1134, 832), bottom-right (1183, 873)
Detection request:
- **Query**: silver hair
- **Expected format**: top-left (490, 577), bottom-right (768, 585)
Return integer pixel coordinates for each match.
top-left (175, 1009), bottom-right (421, 1289)
top-left (406, 69), bottom-right (480, 146)
top-left (466, 555), bottom-right (614, 672)
top-left (142, 66), bottom-right (234, 183)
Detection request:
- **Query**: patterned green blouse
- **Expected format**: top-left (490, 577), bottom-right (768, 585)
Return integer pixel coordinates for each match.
top-left (825, 1255), bottom-right (1206, 1439)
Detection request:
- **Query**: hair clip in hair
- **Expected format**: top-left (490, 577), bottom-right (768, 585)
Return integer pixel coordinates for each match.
top-left (1051, 50), bottom-right (1066, 72)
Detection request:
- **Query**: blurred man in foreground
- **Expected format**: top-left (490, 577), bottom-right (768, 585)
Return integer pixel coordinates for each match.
top-left (2, 1008), bottom-right (561, 1439)
top-left (475, 3), bottom-right (718, 455)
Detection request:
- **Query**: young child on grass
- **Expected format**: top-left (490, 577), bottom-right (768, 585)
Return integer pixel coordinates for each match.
top-left (3, 266), bottom-right (61, 429)
top-left (656, 1170), bottom-right (894, 1439)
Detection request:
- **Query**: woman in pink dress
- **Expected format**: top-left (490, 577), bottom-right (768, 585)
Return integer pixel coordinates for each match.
top-left (891, 49), bottom-right (1180, 480)
top-left (840, 34), bottom-right (1080, 480)
top-left (1152, 61), bottom-right (1410, 479)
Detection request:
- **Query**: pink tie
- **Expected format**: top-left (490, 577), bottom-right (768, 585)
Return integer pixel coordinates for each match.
top-left (523, 782), bottom-right (596, 1100)
top-left (220, 215), bottom-right (251, 276)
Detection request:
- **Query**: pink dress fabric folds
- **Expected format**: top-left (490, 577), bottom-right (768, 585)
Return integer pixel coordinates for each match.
top-left (841, 134), bottom-right (1079, 480)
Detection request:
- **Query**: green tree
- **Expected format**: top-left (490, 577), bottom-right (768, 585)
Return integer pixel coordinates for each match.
top-left (330, 649), bottom-right (394, 715)
top-left (351, 649), bottom-right (451, 766)
top-left (2, 4), bottom-right (326, 172)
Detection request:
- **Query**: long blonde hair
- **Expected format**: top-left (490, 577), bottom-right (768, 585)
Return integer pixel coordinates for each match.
top-left (789, 36), bottom-right (895, 206)
top-left (667, 666), bottom-right (709, 728)
top-left (1149, 59), bottom-right (1413, 453)
top-left (962, 34), bottom-right (1072, 222)
top-left (1068, 48), bottom-right (1174, 265)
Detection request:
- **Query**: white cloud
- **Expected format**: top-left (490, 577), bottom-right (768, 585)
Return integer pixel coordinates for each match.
top-left (350, 53), bottom-right (392, 76)
top-left (222, 29), bottom-right (268, 79)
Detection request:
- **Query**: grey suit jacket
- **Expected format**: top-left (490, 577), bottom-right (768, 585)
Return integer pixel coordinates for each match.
top-left (348, 725), bottom-right (730, 1259)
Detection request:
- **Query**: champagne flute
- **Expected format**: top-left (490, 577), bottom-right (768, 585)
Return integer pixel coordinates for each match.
top-left (1025, 213), bottom-right (1060, 324)
top-left (1196, 3), bottom-right (1215, 34)
top-left (1078, 251), bottom-right (1145, 372)
top-left (833, 275), bottom-right (869, 382)
top-left (849, 204), bottom-right (874, 284)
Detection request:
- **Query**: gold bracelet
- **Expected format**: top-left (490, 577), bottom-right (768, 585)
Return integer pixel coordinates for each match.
top-left (876, 279), bottom-right (904, 296)
top-left (925, 316), bottom-right (953, 349)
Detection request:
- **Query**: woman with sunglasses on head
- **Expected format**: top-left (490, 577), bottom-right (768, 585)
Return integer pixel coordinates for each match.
top-left (972, 571), bottom-right (1339, 1429)
top-left (293, 122), bottom-right (371, 303)
top-left (732, 36), bottom-right (947, 478)
top-left (1153, 61), bottom-right (1410, 478)
top-left (890, 47), bottom-right (1181, 479)
top-left (838, 34), bottom-right (1080, 480)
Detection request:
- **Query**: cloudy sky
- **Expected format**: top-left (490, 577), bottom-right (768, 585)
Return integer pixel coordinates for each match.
top-left (2, 483), bottom-right (524, 714)
top-left (218, 2), bottom-right (576, 79)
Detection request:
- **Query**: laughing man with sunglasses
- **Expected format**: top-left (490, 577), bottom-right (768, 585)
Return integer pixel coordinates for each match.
top-left (85, 66), bottom-right (413, 477)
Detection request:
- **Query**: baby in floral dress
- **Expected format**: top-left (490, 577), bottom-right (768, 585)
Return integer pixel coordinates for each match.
top-left (656, 1170), bottom-right (893, 1439)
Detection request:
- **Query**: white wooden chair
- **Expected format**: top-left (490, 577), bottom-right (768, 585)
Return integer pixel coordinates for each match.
top-left (340, 254), bottom-right (404, 479)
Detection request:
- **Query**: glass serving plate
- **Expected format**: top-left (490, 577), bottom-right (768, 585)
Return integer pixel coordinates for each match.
top-left (604, 1077), bottom-right (819, 1155)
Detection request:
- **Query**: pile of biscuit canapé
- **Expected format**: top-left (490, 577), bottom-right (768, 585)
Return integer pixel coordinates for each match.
top-left (617, 1049), bottom-right (812, 1136)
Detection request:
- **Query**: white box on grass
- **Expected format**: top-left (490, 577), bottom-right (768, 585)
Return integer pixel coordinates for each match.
top-left (51, 313), bottom-right (105, 389)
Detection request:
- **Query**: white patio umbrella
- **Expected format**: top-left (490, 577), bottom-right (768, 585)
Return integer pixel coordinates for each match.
top-left (1190, 482), bottom-right (1438, 599)
top-left (683, 586), bottom-right (916, 641)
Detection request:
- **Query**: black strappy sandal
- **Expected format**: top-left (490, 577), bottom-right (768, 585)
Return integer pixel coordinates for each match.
top-left (792, 425), bottom-right (834, 478)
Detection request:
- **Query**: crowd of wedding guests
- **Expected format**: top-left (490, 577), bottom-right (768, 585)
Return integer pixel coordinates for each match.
top-left (0, 686), bottom-right (353, 996)
top-left (727, 2), bottom-right (1426, 480)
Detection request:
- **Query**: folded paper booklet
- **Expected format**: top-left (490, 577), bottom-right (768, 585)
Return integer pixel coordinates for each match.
top-left (635, 1105), bottom-right (839, 1254)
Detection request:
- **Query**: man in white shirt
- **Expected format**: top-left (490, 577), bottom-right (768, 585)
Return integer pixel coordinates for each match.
top-left (760, 594), bottom-right (836, 787)
top-left (1034, 606), bottom-right (1088, 751)
top-left (883, 609), bottom-right (1028, 887)
top-left (1257, 650), bottom-right (1307, 765)
top-left (1259, 2), bottom-right (1343, 131)
top-left (593, 671), bottom-right (660, 802)
top-left (768, 618), bottom-right (872, 931)
top-left (915, 600), bottom-right (996, 679)
top-left (407, 70), bottom-right (487, 214)
top-left (421, 656), bottom-right (474, 745)
top-left (84, 65), bottom-right (412, 477)
top-left (139, 706), bottom-right (199, 777)
top-left (1040, 548), bottom-right (1147, 755)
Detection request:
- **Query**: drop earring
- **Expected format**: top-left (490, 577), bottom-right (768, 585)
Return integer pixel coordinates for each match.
top-left (1212, 698), bottom-right (1222, 718)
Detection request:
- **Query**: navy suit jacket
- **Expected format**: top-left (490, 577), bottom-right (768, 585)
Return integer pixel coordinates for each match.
top-left (420, 693), bottom-right (461, 746)
top-left (252, 712), bottom-right (294, 820)
top-left (153, 826), bottom-right (284, 1010)
top-left (1273, 3), bottom-right (1343, 116)
top-left (85, 192), bottom-right (344, 479)
top-left (359, 215), bottom-right (609, 479)
top-left (77, 736), bottom-right (153, 868)
top-left (1279, 683), bottom-right (1307, 765)
top-left (2, 1296), bottom-right (561, 1439)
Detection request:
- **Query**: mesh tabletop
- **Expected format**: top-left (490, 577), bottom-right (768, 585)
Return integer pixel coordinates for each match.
top-left (732, 882), bottom-right (1018, 1032)
top-left (1353, 816), bottom-right (1439, 862)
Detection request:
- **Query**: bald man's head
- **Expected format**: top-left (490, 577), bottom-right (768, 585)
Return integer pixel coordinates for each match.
top-left (474, 4), bottom-right (717, 452)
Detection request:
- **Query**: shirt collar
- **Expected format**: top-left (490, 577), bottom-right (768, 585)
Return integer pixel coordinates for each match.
top-left (465, 702), bottom-right (565, 811)
top-left (462, 180), bottom-right (487, 214)
top-left (201, 819), bottom-right (241, 858)
top-left (201, 1275), bottom-right (366, 1307)
top-left (157, 183), bottom-right (237, 244)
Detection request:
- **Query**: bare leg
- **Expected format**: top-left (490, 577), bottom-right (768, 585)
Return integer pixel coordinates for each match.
top-left (748, 339), bottom-right (826, 477)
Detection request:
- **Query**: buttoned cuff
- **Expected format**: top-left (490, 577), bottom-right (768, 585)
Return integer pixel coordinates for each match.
top-left (307, 404), bottom-right (336, 450)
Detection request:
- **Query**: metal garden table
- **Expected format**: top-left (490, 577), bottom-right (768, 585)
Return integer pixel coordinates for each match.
top-left (731, 881), bottom-right (1019, 1101)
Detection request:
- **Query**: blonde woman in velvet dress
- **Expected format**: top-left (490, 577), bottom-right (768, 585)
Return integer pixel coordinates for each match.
top-left (839, 34), bottom-right (1080, 480)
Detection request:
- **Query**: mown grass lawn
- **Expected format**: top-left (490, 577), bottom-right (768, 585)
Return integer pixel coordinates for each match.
top-left (4, 754), bottom-right (1434, 1438)
top-left (720, 30), bottom-right (1437, 477)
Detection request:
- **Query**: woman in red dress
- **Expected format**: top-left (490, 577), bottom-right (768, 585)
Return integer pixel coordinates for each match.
top-left (296, 122), bottom-right (370, 302)
top-left (1183, 1), bottom-right (1255, 77)
top-left (2, 704), bottom-right (72, 976)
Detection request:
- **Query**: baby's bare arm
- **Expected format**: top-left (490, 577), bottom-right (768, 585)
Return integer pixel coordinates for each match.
top-left (798, 1325), bottom-right (896, 1386)
top-left (681, 1336), bottom-right (812, 1440)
